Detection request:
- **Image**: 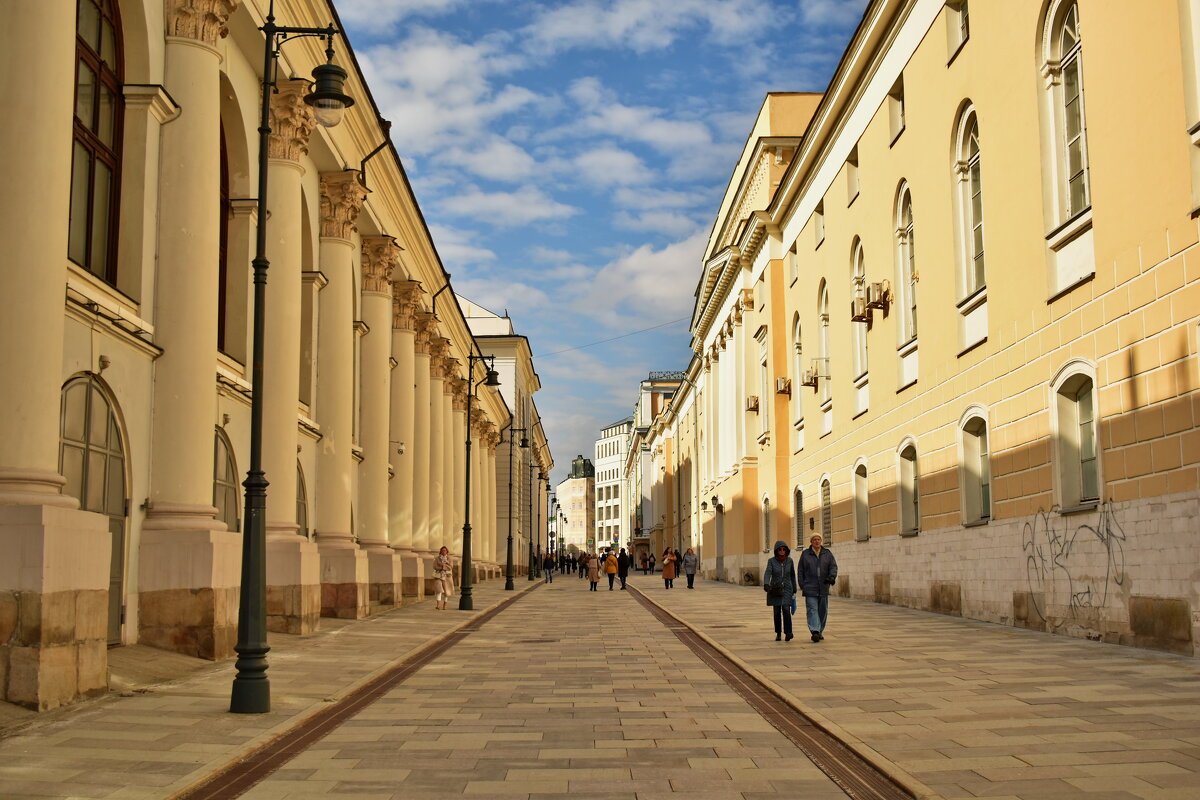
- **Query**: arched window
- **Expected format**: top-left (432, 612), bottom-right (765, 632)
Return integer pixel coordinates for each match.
top-left (762, 497), bottom-right (772, 552)
top-left (791, 313), bottom-right (804, 451)
top-left (960, 411), bottom-right (991, 523)
top-left (297, 462), bottom-right (310, 539)
top-left (1052, 1), bottom-right (1090, 217)
top-left (60, 375), bottom-right (126, 644)
top-left (895, 185), bottom-right (918, 343)
top-left (214, 429), bottom-right (239, 532)
top-left (818, 280), bottom-right (831, 404)
top-left (853, 461), bottom-right (870, 542)
top-left (1052, 362), bottom-right (1100, 508)
top-left (69, 0), bottom-right (123, 283)
top-left (820, 477), bottom-right (832, 541)
top-left (955, 109), bottom-right (986, 297)
top-left (851, 239), bottom-right (868, 379)
top-left (793, 487), bottom-right (804, 546)
top-left (898, 442), bottom-right (919, 535)
top-left (218, 124), bottom-right (231, 354)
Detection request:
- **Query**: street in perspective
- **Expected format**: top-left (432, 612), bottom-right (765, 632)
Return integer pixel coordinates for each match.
top-left (3, 0), bottom-right (1200, 799)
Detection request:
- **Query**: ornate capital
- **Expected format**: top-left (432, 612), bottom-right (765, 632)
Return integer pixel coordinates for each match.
top-left (268, 79), bottom-right (314, 162)
top-left (392, 280), bottom-right (425, 331)
top-left (166, 0), bottom-right (238, 46)
top-left (414, 313), bottom-right (438, 355)
top-left (428, 337), bottom-right (450, 378)
top-left (451, 378), bottom-right (469, 412)
top-left (442, 357), bottom-right (461, 392)
top-left (319, 171), bottom-right (368, 239)
top-left (361, 236), bottom-right (400, 294)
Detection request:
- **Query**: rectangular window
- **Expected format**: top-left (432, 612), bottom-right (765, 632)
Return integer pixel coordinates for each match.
top-left (888, 76), bottom-right (905, 142)
top-left (814, 201), bottom-right (825, 248)
top-left (847, 148), bottom-right (860, 204)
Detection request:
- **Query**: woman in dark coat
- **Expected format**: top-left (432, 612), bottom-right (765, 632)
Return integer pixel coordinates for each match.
top-left (763, 540), bottom-right (798, 641)
top-left (616, 548), bottom-right (631, 589)
top-left (798, 533), bottom-right (838, 641)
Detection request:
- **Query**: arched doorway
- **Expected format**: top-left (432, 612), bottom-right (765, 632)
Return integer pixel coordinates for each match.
top-left (60, 375), bottom-right (128, 645)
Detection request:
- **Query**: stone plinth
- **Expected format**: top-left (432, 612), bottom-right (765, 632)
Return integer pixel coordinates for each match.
top-left (317, 543), bottom-right (368, 620)
top-left (267, 536), bottom-right (321, 634)
top-left (367, 549), bottom-right (402, 608)
top-left (400, 552), bottom-right (425, 600)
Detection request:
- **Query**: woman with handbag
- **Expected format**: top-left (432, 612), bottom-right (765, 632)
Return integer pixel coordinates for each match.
top-left (660, 548), bottom-right (676, 589)
top-left (433, 546), bottom-right (454, 611)
top-left (586, 552), bottom-right (601, 591)
top-left (763, 540), bottom-right (798, 641)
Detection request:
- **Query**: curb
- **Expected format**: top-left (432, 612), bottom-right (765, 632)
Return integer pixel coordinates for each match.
top-left (164, 581), bottom-right (542, 800)
top-left (632, 587), bottom-right (944, 800)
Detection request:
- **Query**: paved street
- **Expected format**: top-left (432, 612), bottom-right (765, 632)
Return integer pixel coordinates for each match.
top-left (1, 573), bottom-right (1199, 799)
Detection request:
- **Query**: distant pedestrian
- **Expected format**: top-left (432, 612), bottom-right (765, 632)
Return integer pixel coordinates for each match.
top-left (587, 553), bottom-right (601, 591)
top-left (579, 554), bottom-right (587, 579)
top-left (661, 548), bottom-right (676, 589)
top-left (543, 553), bottom-right (556, 584)
top-left (617, 548), bottom-right (631, 589)
top-left (604, 551), bottom-right (618, 590)
top-left (798, 534), bottom-right (838, 642)
top-left (764, 540), bottom-right (798, 641)
top-left (682, 548), bottom-right (698, 589)
top-left (433, 546), bottom-right (454, 611)
top-left (639, 554), bottom-right (648, 575)
top-left (648, 553), bottom-right (656, 574)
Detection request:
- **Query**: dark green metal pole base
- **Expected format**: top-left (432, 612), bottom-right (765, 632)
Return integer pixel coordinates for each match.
top-left (230, 674), bottom-right (271, 714)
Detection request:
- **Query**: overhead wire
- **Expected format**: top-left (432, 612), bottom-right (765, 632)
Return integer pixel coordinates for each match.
top-left (536, 316), bottom-right (690, 358)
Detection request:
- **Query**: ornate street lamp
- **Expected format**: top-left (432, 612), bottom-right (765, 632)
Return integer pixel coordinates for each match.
top-left (504, 427), bottom-right (528, 590)
top-left (231, 1), bottom-right (354, 715)
top-left (527, 464), bottom-right (537, 580)
top-left (460, 353), bottom-right (500, 611)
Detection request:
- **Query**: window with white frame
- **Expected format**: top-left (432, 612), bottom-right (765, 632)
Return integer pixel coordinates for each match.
top-left (794, 487), bottom-right (804, 546)
top-left (820, 477), bottom-right (832, 541)
top-left (888, 75), bottom-right (906, 142)
top-left (814, 200), bottom-right (826, 247)
top-left (955, 108), bottom-right (986, 297)
top-left (1053, 2), bottom-right (1090, 218)
top-left (946, 0), bottom-right (969, 58)
top-left (1052, 364), bottom-right (1099, 508)
top-left (960, 413), bottom-right (991, 523)
top-left (762, 497), bottom-right (772, 551)
top-left (757, 329), bottom-right (769, 435)
top-left (851, 239), bottom-right (868, 379)
top-left (817, 281), bottom-right (832, 436)
top-left (846, 146), bottom-right (860, 204)
top-left (853, 461), bottom-right (870, 542)
top-left (898, 442), bottom-right (919, 535)
top-left (896, 186), bottom-right (918, 344)
top-left (791, 314), bottom-right (804, 451)
top-left (788, 241), bottom-right (799, 283)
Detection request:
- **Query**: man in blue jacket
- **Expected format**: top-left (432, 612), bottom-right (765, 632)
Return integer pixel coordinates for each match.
top-left (798, 533), bottom-right (838, 642)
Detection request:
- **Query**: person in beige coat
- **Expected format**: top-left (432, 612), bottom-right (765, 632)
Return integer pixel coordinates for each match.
top-left (586, 553), bottom-right (601, 591)
top-left (661, 548), bottom-right (676, 589)
top-left (433, 546), bottom-right (454, 610)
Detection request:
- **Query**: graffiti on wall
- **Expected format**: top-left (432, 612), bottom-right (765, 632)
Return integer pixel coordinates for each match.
top-left (1023, 501), bottom-right (1127, 621)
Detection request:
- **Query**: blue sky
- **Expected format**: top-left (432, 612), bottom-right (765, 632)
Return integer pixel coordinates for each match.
top-left (338, 0), bottom-right (867, 483)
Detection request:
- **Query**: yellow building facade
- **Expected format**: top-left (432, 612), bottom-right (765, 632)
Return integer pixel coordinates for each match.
top-left (671, 0), bottom-right (1200, 655)
top-left (0, 0), bottom-right (546, 710)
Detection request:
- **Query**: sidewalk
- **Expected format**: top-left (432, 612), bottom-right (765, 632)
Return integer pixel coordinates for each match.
top-left (635, 574), bottom-right (1200, 800)
top-left (0, 580), bottom-right (534, 800)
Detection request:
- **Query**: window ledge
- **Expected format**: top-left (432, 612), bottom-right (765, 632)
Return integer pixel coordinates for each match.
top-left (1046, 272), bottom-right (1095, 305)
top-left (957, 336), bottom-right (987, 358)
top-left (947, 34), bottom-right (969, 66)
top-left (1046, 206), bottom-right (1093, 251)
top-left (851, 408), bottom-right (869, 420)
top-left (897, 336), bottom-right (918, 356)
top-left (848, 190), bottom-right (860, 208)
top-left (889, 125), bottom-right (905, 148)
top-left (815, 235), bottom-right (825, 251)
top-left (963, 517), bottom-right (990, 528)
top-left (900, 528), bottom-right (919, 538)
top-left (855, 536), bottom-right (870, 543)
top-left (955, 285), bottom-right (987, 313)
top-left (896, 379), bottom-right (917, 394)
top-left (1058, 501), bottom-right (1098, 516)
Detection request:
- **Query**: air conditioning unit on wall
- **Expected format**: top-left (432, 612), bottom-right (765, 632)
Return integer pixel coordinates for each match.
top-left (800, 369), bottom-right (818, 388)
top-left (775, 377), bottom-right (791, 395)
top-left (850, 296), bottom-right (870, 322)
top-left (866, 281), bottom-right (888, 309)
top-left (745, 395), bottom-right (760, 412)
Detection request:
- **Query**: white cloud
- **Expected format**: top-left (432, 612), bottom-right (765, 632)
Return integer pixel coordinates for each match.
top-left (427, 224), bottom-right (496, 267)
top-left (453, 275), bottom-right (551, 316)
top-left (571, 231), bottom-right (706, 326)
top-left (613, 187), bottom-right (710, 211)
top-left (798, 0), bottom-right (868, 28)
top-left (335, 0), bottom-right (472, 31)
top-left (567, 77), bottom-right (713, 152)
top-left (530, 246), bottom-right (574, 263)
top-left (436, 136), bottom-right (537, 181)
top-left (574, 146), bottom-right (651, 187)
top-left (439, 185), bottom-right (580, 227)
top-left (613, 210), bottom-right (703, 238)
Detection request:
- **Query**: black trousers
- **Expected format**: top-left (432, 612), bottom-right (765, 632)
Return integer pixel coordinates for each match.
top-left (686, 573), bottom-right (695, 588)
top-left (773, 605), bottom-right (793, 635)
top-left (607, 574), bottom-right (615, 589)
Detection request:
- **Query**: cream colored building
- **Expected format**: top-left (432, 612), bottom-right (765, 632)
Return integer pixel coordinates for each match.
top-left (593, 417), bottom-right (632, 551)
top-left (659, 0), bottom-right (1200, 656)
top-left (556, 456), bottom-right (595, 553)
top-left (0, 0), bottom-right (527, 710)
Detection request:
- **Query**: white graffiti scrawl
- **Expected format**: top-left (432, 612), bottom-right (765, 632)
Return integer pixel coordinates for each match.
top-left (1023, 502), bottom-right (1127, 621)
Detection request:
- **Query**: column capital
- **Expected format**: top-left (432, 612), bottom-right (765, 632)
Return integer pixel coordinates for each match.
top-left (319, 170), bottom-right (368, 240)
top-left (166, 0), bottom-right (238, 47)
top-left (441, 357), bottom-right (461, 391)
top-left (428, 337), bottom-right (450, 378)
top-left (392, 280), bottom-right (425, 331)
top-left (268, 79), bottom-right (314, 162)
top-left (361, 236), bottom-right (400, 294)
top-left (451, 378), bottom-right (469, 412)
top-left (414, 312), bottom-right (438, 355)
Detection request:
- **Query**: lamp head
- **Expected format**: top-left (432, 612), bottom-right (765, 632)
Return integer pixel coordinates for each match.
top-left (305, 61), bottom-right (354, 128)
top-left (519, 435), bottom-right (529, 448)
top-left (484, 368), bottom-right (500, 386)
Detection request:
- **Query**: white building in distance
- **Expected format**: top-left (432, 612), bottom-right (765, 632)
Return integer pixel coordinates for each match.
top-left (594, 417), bottom-right (633, 552)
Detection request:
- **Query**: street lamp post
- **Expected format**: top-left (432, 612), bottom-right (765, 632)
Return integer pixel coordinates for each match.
top-left (505, 427), bottom-right (528, 590)
top-left (527, 465), bottom-right (537, 580)
top-left (231, 1), bottom-right (354, 715)
top-left (460, 354), bottom-right (500, 611)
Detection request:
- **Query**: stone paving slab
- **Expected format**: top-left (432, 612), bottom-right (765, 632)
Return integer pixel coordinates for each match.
top-left (636, 573), bottom-right (1200, 800)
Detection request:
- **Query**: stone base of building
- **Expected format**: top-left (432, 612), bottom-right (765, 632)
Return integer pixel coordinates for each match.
top-left (400, 552), bottom-right (425, 600)
top-left (317, 542), bottom-right (368, 620)
top-left (421, 553), bottom-right (440, 597)
top-left (138, 528), bottom-right (241, 659)
top-left (0, 503), bottom-right (110, 711)
top-left (366, 548), bottom-right (402, 609)
top-left (267, 536), bottom-right (321, 634)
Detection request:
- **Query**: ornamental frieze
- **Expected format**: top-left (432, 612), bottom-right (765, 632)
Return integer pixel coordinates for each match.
top-left (361, 236), bottom-right (399, 294)
top-left (268, 79), bottom-right (314, 162)
top-left (319, 171), bottom-right (368, 240)
top-left (166, 0), bottom-right (238, 46)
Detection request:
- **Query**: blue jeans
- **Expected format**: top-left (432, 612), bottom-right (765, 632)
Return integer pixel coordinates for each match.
top-left (805, 595), bottom-right (828, 633)
top-left (544, 570), bottom-right (553, 584)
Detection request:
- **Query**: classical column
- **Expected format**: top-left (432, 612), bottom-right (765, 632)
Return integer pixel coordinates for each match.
top-left (359, 236), bottom-right (400, 608)
top-left (424, 336), bottom-right (448, 596)
top-left (441, 361), bottom-right (459, 557)
top-left (450, 377), bottom-right (468, 558)
top-left (313, 171), bottom-right (369, 621)
top-left (484, 429), bottom-right (499, 575)
top-left (411, 314), bottom-right (436, 593)
top-left (262, 79), bottom-right (321, 634)
top-left (0, 0), bottom-right (109, 710)
top-left (390, 281), bottom-right (424, 598)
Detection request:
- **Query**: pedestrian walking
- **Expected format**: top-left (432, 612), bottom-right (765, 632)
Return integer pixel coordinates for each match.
top-left (587, 553), bottom-right (601, 591)
top-left (616, 548), bottom-right (631, 589)
top-left (604, 550), bottom-right (618, 590)
top-left (648, 553), bottom-right (656, 574)
top-left (798, 533), bottom-right (838, 642)
top-left (639, 554), bottom-right (648, 575)
top-left (764, 540), bottom-right (798, 641)
top-left (682, 547), bottom-right (698, 589)
top-left (433, 546), bottom-right (454, 611)
top-left (661, 548), bottom-right (676, 589)
top-left (579, 554), bottom-right (587, 579)
top-left (543, 553), bottom-right (556, 583)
